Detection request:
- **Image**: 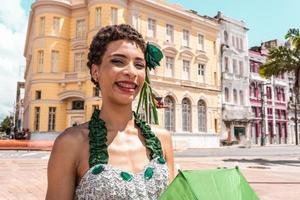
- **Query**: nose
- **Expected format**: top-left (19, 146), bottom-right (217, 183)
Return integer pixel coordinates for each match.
top-left (124, 62), bottom-right (138, 78)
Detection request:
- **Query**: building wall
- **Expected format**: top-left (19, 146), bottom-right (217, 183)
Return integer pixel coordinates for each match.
top-left (249, 48), bottom-right (289, 144)
top-left (215, 12), bottom-right (252, 143)
top-left (23, 0), bottom-right (221, 148)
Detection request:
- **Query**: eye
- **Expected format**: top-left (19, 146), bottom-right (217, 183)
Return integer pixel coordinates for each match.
top-left (111, 59), bottom-right (124, 65)
top-left (135, 62), bottom-right (145, 69)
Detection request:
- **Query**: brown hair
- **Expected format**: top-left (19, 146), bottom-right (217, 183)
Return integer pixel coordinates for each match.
top-left (87, 24), bottom-right (146, 88)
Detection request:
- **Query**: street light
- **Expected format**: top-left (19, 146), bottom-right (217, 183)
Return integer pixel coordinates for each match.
top-left (260, 82), bottom-right (271, 146)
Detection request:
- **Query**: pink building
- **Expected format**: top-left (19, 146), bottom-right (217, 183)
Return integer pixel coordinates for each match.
top-left (249, 42), bottom-right (289, 144)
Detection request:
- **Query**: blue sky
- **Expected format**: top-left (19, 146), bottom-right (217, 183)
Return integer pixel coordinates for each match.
top-left (0, 0), bottom-right (299, 121)
top-left (169, 0), bottom-right (300, 47)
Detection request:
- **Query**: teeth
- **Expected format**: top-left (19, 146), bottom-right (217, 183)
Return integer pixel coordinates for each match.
top-left (117, 82), bottom-right (136, 89)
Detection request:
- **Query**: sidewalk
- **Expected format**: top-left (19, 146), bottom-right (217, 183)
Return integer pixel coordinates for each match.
top-left (0, 140), bottom-right (53, 151)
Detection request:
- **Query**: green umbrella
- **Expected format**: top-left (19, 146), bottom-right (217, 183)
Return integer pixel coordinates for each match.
top-left (159, 167), bottom-right (259, 200)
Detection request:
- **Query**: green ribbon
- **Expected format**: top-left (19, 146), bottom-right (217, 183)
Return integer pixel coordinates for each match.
top-left (136, 43), bottom-right (163, 124)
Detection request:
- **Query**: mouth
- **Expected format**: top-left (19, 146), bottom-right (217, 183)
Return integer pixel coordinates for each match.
top-left (115, 81), bottom-right (138, 93)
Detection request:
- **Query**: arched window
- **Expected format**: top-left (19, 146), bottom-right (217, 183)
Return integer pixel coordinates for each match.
top-left (164, 96), bottom-right (175, 131)
top-left (239, 90), bottom-right (244, 105)
top-left (225, 87), bottom-right (229, 102)
top-left (233, 89), bottom-right (238, 104)
top-left (182, 98), bottom-right (192, 132)
top-left (198, 100), bottom-right (206, 132)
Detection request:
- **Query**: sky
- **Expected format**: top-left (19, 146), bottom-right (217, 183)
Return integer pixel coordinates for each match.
top-left (0, 0), bottom-right (299, 122)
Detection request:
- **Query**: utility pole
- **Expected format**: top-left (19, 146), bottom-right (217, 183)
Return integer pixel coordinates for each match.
top-left (260, 85), bottom-right (265, 146)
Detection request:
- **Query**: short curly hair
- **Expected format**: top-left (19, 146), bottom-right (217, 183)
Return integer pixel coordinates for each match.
top-left (87, 24), bottom-right (146, 88)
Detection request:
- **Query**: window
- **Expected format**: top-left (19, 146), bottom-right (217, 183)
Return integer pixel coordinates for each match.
top-left (275, 109), bottom-right (280, 119)
top-left (34, 107), bottom-right (40, 131)
top-left (225, 87), bottom-right (229, 102)
top-left (93, 87), bottom-right (99, 97)
top-left (76, 19), bottom-right (86, 39)
top-left (236, 37), bottom-right (239, 49)
top-left (147, 18), bottom-right (156, 38)
top-left (281, 110), bottom-right (286, 119)
top-left (281, 88), bottom-right (285, 101)
top-left (224, 31), bottom-right (228, 44)
top-left (164, 96), bottom-right (175, 131)
top-left (165, 56), bottom-right (174, 77)
top-left (224, 57), bottom-right (229, 72)
top-left (182, 98), bottom-right (191, 132)
top-left (240, 38), bottom-right (243, 50)
top-left (250, 62), bottom-right (255, 73)
top-left (198, 100), bottom-right (206, 132)
top-left (48, 107), bottom-right (56, 131)
top-left (239, 90), bottom-right (244, 105)
top-left (197, 34), bottom-right (204, 50)
top-left (239, 61), bottom-right (243, 76)
top-left (51, 50), bottom-right (59, 72)
top-left (95, 7), bottom-right (101, 27)
top-left (252, 107), bottom-right (257, 117)
top-left (250, 83), bottom-right (256, 97)
top-left (53, 17), bottom-right (60, 35)
top-left (266, 87), bottom-right (272, 99)
top-left (182, 60), bottom-right (190, 80)
top-left (111, 7), bottom-right (118, 25)
top-left (276, 88), bottom-right (281, 101)
top-left (198, 64), bottom-right (205, 83)
top-left (39, 16), bottom-right (45, 36)
top-left (74, 52), bottom-right (85, 72)
top-left (233, 89), bottom-right (238, 104)
top-left (72, 100), bottom-right (84, 110)
top-left (232, 36), bottom-right (235, 47)
top-left (132, 14), bottom-right (139, 30)
top-left (35, 90), bottom-right (41, 100)
top-left (37, 50), bottom-right (44, 72)
top-left (233, 59), bottom-right (237, 74)
top-left (166, 24), bottom-right (174, 42)
top-left (182, 29), bottom-right (189, 47)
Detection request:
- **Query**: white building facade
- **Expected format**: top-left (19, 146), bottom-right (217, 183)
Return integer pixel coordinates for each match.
top-left (215, 12), bottom-right (252, 143)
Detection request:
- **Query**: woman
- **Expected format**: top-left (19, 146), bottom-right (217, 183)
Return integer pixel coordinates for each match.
top-left (46, 24), bottom-right (174, 200)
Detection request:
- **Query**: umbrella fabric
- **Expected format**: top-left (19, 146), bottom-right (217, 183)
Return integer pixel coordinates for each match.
top-left (159, 167), bottom-right (259, 200)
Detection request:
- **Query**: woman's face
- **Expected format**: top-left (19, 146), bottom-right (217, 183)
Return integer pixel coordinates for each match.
top-left (92, 40), bottom-right (146, 106)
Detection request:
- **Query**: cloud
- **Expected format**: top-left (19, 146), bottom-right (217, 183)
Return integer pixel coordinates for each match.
top-left (0, 0), bottom-right (28, 122)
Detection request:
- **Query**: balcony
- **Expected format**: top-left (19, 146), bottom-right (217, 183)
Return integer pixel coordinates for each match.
top-left (274, 78), bottom-right (288, 87)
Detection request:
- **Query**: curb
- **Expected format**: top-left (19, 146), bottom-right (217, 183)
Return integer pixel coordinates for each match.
top-left (0, 140), bottom-right (53, 151)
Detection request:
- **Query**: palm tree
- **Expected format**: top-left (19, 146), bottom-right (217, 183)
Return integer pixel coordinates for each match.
top-left (259, 28), bottom-right (300, 145)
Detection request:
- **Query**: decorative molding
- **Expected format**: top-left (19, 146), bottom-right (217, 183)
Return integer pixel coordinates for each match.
top-left (58, 90), bottom-right (86, 100)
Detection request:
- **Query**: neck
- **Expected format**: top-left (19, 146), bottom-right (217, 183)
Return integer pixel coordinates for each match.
top-left (99, 101), bottom-right (135, 131)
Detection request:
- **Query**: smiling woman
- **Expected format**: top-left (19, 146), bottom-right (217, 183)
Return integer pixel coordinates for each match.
top-left (46, 24), bottom-right (174, 200)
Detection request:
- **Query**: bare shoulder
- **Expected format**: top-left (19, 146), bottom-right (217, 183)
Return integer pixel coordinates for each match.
top-left (53, 122), bottom-right (89, 153)
top-left (46, 122), bottom-right (89, 200)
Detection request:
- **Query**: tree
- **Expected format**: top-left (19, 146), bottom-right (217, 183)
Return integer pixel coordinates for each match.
top-left (259, 28), bottom-right (300, 145)
top-left (0, 116), bottom-right (13, 134)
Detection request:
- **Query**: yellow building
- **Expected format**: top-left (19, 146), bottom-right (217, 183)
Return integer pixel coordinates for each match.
top-left (23, 0), bottom-right (222, 148)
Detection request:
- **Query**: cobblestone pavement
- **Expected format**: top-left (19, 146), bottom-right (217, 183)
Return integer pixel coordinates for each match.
top-left (0, 149), bottom-right (299, 200)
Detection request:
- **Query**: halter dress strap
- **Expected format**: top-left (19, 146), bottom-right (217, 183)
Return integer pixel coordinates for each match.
top-left (88, 109), bottom-right (164, 168)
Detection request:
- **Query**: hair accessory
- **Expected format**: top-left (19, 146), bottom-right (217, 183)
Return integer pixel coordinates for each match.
top-left (136, 43), bottom-right (163, 124)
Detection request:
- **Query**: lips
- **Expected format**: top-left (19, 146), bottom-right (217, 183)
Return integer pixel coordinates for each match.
top-left (115, 81), bottom-right (138, 93)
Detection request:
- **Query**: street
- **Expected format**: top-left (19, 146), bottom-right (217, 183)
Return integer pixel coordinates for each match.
top-left (0, 145), bottom-right (299, 200)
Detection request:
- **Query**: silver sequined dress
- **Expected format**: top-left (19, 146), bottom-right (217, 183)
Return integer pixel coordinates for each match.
top-left (74, 157), bottom-right (169, 200)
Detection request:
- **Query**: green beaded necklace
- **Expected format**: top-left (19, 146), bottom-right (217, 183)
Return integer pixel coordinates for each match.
top-left (88, 109), bottom-right (166, 181)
